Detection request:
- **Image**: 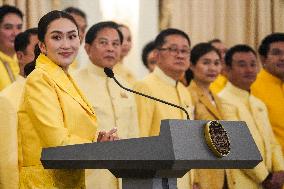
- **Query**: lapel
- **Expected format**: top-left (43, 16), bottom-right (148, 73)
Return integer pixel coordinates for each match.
top-left (249, 96), bottom-right (270, 166)
top-left (36, 54), bottom-right (95, 115)
top-left (190, 81), bottom-right (222, 119)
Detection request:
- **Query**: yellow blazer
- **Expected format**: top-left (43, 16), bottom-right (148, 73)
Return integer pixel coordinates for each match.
top-left (18, 54), bottom-right (98, 189)
top-left (219, 82), bottom-right (284, 189)
top-left (188, 81), bottom-right (225, 189)
top-left (0, 76), bottom-right (25, 189)
top-left (0, 51), bottom-right (19, 91)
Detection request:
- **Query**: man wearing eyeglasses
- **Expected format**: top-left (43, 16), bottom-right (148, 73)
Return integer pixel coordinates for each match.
top-left (72, 21), bottom-right (139, 189)
top-left (133, 28), bottom-right (194, 189)
top-left (251, 33), bottom-right (284, 154)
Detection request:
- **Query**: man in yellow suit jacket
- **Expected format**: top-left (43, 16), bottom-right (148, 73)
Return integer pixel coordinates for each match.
top-left (0, 5), bottom-right (23, 91)
top-left (0, 28), bottom-right (38, 189)
top-left (134, 28), bottom-right (194, 189)
top-left (218, 44), bottom-right (284, 189)
top-left (73, 21), bottom-right (139, 189)
top-left (251, 33), bottom-right (284, 153)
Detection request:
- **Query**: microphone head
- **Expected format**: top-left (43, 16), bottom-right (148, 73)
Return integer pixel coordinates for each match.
top-left (104, 67), bottom-right (114, 78)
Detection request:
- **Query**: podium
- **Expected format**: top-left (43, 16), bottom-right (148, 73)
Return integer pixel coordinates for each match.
top-left (41, 120), bottom-right (262, 189)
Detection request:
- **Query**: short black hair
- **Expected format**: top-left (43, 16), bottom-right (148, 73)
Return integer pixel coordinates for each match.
top-left (142, 41), bottom-right (155, 68)
top-left (14, 28), bottom-right (38, 52)
top-left (85, 21), bottom-right (123, 44)
top-left (225, 44), bottom-right (256, 67)
top-left (258, 33), bottom-right (284, 58)
top-left (208, 38), bottom-right (222, 44)
top-left (63, 7), bottom-right (86, 19)
top-left (0, 5), bottom-right (23, 24)
top-left (154, 28), bottom-right (191, 49)
top-left (24, 44), bottom-right (41, 77)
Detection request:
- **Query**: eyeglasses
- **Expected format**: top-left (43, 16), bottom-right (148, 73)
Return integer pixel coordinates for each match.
top-left (269, 48), bottom-right (284, 57)
top-left (159, 47), bottom-right (190, 56)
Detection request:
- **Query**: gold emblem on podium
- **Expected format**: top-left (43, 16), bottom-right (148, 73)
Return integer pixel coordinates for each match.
top-left (204, 120), bottom-right (230, 158)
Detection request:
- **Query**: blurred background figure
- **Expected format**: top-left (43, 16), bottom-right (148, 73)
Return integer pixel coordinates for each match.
top-left (64, 7), bottom-right (87, 44)
top-left (186, 42), bottom-right (226, 189)
top-left (134, 28), bottom-right (193, 189)
top-left (0, 5), bottom-right (23, 91)
top-left (252, 33), bottom-right (284, 154)
top-left (208, 39), bottom-right (228, 94)
top-left (73, 21), bottom-right (139, 189)
top-left (219, 44), bottom-right (284, 189)
top-left (0, 27), bottom-right (38, 189)
top-left (64, 7), bottom-right (88, 71)
top-left (113, 24), bottom-right (137, 85)
top-left (141, 40), bottom-right (156, 73)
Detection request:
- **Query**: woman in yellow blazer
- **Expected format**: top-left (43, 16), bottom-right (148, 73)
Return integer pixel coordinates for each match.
top-left (18, 11), bottom-right (117, 189)
top-left (186, 43), bottom-right (226, 189)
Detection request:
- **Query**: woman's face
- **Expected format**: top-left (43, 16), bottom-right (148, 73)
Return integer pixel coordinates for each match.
top-left (39, 18), bottom-right (80, 70)
top-left (190, 51), bottom-right (222, 85)
top-left (119, 26), bottom-right (132, 58)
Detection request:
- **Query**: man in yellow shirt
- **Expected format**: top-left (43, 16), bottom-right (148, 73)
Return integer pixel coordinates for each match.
top-left (0, 5), bottom-right (23, 91)
top-left (134, 28), bottom-right (194, 189)
top-left (218, 44), bottom-right (284, 189)
top-left (0, 28), bottom-right (38, 189)
top-left (251, 33), bottom-right (284, 153)
top-left (73, 21), bottom-right (139, 189)
top-left (209, 39), bottom-right (228, 94)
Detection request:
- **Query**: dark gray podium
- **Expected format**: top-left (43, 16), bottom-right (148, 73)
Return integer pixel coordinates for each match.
top-left (41, 120), bottom-right (262, 189)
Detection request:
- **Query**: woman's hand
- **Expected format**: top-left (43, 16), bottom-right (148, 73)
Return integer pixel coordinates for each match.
top-left (97, 128), bottom-right (119, 142)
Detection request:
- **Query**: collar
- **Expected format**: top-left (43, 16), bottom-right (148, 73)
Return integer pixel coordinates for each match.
top-left (154, 66), bottom-right (177, 87)
top-left (16, 75), bottom-right (25, 82)
top-left (225, 81), bottom-right (250, 102)
top-left (0, 50), bottom-right (17, 63)
top-left (189, 80), bottom-right (222, 119)
top-left (36, 54), bottom-right (95, 115)
top-left (87, 62), bottom-right (107, 77)
top-left (260, 69), bottom-right (282, 85)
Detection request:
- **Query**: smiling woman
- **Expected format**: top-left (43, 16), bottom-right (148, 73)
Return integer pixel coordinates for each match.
top-left (18, 10), bottom-right (117, 189)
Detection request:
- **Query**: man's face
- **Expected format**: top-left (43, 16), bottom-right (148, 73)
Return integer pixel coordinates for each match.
top-left (262, 41), bottom-right (284, 79)
top-left (85, 27), bottom-right (121, 68)
top-left (0, 13), bottom-right (23, 53)
top-left (227, 51), bottom-right (259, 91)
top-left (157, 34), bottom-right (190, 79)
top-left (211, 42), bottom-right (227, 62)
top-left (17, 34), bottom-right (38, 66)
top-left (70, 13), bottom-right (87, 44)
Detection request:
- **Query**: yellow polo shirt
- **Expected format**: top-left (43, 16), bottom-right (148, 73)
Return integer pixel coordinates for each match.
top-left (251, 69), bottom-right (284, 152)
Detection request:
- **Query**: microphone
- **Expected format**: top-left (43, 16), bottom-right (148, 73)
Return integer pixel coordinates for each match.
top-left (104, 67), bottom-right (190, 120)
